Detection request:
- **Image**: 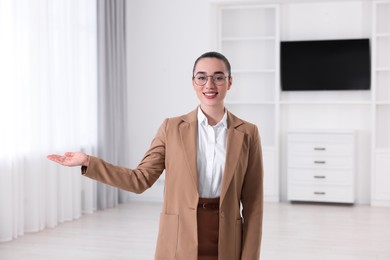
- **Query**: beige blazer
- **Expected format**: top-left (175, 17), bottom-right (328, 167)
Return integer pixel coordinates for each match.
top-left (83, 108), bottom-right (264, 260)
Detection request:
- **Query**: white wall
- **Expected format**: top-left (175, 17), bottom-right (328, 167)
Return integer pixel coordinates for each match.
top-left (125, 0), bottom-right (373, 203)
top-left (125, 0), bottom-right (214, 201)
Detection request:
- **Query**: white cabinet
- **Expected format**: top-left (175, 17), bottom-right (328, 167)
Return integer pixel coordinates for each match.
top-left (216, 4), bottom-right (280, 202)
top-left (371, 1), bottom-right (390, 207)
top-left (287, 130), bottom-right (356, 203)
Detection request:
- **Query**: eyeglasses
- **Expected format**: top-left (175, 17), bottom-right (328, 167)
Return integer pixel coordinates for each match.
top-left (192, 73), bottom-right (229, 86)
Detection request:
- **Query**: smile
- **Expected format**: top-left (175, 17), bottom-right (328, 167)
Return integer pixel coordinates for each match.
top-left (203, 92), bottom-right (218, 98)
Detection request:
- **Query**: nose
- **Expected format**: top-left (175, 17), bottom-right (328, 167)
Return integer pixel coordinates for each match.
top-left (205, 76), bottom-right (216, 88)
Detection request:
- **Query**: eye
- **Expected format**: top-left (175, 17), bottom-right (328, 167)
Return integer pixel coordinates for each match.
top-left (214, 74), bottom-right (226, 81)
top-left (196, 75), bottom-right (206, 81)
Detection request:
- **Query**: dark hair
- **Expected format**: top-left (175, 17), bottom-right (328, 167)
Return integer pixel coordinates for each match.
top-left (192, 51), bottom-right (231, 77)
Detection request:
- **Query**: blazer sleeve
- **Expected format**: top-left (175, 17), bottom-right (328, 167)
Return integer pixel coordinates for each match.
top-left (81, 118), bottom-right (168, 194)
top-left (240, 124), bottom-right (264, 259)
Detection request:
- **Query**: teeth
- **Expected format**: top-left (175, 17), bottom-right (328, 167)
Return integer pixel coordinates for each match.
top-left (204, 93), bottom-right (216, 96)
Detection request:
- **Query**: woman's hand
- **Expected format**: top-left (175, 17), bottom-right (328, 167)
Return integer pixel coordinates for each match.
top-left (47, 152), bottom-right (89, 167)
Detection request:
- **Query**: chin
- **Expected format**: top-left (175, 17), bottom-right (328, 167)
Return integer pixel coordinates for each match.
top-left (202, 101), bottom-right (223, 108)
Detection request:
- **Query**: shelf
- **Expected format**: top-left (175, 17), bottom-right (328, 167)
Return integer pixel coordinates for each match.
top-left (221, 40), bottom-right (276, 71)
top-left (220, 5), bottom-right (277, 40)
top-left (375, 67), bottom-right (390, 72)
top-left (224, 101), bottom-right (377, 106)
top-left (221, 36), bottom-right (276, 41)
top-left (232, 69), bottom-right (275, 74)
top-left (376, 33), bottom-right (390, 38)
top-left (225, 101), bottom-right (275, 105)
top-left (220, 4), bottom-right (278, 10)
top-left (279, 101), bottom-right (372, 105)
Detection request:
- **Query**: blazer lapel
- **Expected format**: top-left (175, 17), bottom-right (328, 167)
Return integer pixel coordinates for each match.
top-left (179, 109), bottom-right (199, 192)
top-left (220, 111), bottom-right (245, 204)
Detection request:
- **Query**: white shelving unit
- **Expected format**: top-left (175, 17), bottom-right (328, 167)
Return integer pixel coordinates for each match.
top-left (215, 1), bottom-right (390, 207)
top-left (371, 1), bottom-right (390, 207)
top-left (217, 4), bottom-right (280, 202)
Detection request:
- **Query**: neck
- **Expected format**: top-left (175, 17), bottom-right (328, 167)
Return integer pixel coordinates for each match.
top-left (200, 104), bottom-right (225, 126)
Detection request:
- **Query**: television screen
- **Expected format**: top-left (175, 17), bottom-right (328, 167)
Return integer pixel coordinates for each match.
top-left (280, 39), bottom-right (371, 91)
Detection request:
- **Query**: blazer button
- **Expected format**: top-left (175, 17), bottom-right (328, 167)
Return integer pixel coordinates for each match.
top-left (220, 211), bottom-right (224, 218)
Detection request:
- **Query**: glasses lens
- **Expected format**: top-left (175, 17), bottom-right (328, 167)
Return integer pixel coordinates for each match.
top-left (194, 74), bottom-right (207, 86)
top-left (213, 74), bottom-right (227, 85)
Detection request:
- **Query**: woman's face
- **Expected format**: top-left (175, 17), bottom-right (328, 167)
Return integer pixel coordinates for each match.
top-left (192, 57), bottom-right (232, 111)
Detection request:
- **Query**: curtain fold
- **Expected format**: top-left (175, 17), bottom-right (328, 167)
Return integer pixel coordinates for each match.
top-left (0, 0), bottom-right (98, 242)
top-left (97, 0), bottom-right (131, 208)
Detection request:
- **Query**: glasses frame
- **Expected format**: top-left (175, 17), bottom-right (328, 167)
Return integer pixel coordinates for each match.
top-left (192, 73), bottom-right (230, 86)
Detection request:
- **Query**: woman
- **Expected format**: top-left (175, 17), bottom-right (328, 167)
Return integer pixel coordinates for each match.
top-left (48, 51), bottom-right (264, 260)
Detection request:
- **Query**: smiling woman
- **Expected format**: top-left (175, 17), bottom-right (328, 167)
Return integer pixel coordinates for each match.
top-left (47, 51), bottom-right (264, 260)
top-left (0, 0), bottom-right (98, 242)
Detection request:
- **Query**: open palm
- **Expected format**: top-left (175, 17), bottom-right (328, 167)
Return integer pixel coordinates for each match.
top-left (47, 152), bottom-right (89, 167)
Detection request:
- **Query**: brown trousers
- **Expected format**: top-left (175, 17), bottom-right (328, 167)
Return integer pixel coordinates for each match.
top-left (197, 197), bottom-right (220, 260)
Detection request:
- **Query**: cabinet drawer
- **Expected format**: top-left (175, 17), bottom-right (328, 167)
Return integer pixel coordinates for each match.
top-left (288, 155), bottom-right (353, 168)
top-left (288, 185), bottom-right (354, 203)
top-left (288, 132), bottom-right (354, 143)
top-left (288, 168), bottom-right (353, 185)
top-left (288, 142), bottom-right (352, 155)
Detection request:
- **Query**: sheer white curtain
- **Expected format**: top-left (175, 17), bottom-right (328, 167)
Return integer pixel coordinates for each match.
top-left (96, 0), bottom-right (131, 208)
top-left (0, 0), bottom-right (98, 242)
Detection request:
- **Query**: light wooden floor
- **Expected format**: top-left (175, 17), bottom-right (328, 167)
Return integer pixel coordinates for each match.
top-left (0, 201), bottom-right (389, 259)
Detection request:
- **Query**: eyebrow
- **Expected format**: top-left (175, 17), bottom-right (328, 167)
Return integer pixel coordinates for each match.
top-left (195, 71), bottom-right (226, 75)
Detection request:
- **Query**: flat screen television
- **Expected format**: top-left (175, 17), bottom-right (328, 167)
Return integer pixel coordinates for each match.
top-left (280, 39), bottom-right (371, 91)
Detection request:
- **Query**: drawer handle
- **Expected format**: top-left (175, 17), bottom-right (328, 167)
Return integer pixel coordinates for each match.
top-left (314, 192), bottom-right (326, 195)
top-left (314, 175), bottom-right (326, 179)
top-left (314, 161), bottom-right (326, 164)
top-left (314, 147), bottom-right (326, 151)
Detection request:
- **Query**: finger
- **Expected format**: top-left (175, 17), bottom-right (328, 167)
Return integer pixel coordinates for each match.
top-left (47, 155), bottom-right (59, 161)
top-left (47, 155), bottom-right (65, 164)
top-left (65, 152), bottom-right (74, 157)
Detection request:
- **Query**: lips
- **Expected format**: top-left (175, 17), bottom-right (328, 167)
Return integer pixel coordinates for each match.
top-left (203, 92), bottom-right (218, 99)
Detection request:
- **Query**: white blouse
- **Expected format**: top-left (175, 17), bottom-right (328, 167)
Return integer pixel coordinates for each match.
top-left (196, 107), bottom-right (228, 198)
